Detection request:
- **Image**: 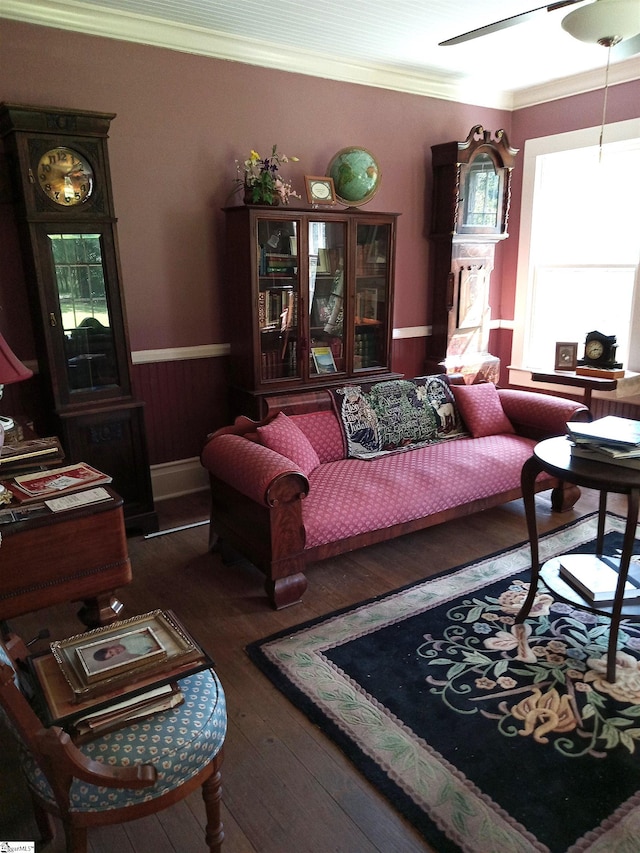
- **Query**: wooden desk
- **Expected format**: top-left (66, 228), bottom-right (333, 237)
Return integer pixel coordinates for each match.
top-left (0, 488), bottom-right (132, 630)
top-left (530, 369), bottom-right (619, 409)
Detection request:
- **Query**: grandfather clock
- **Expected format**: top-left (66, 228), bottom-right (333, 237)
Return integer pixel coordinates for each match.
top-left (0, 103), bottom-right (156, 532)
top-left (427, 125), bottom-right (518, 384)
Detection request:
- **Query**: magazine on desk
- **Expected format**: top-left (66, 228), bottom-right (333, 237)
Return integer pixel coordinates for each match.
top-left (2, 462), bottom-right (111, 504)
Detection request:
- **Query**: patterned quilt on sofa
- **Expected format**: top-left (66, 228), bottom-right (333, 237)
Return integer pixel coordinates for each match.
top-left (330, 376), bottom-right (467, 460)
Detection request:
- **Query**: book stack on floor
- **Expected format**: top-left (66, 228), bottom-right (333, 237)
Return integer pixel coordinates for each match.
top-left (559, 554), bottom-right (640, 604)
top-left (29, 609), bottom-right (212, 742)
top-left (566, 416), bottom-right (640, 470)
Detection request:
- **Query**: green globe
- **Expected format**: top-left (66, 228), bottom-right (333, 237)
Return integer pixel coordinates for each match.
top-left (327, 147), bottom-right (381, 206)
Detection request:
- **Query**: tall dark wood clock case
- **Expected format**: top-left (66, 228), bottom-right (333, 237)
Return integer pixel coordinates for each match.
top-left (0, 103), bottom-right (156, 532)
top-left (426, 125), bottom-right (519, 381)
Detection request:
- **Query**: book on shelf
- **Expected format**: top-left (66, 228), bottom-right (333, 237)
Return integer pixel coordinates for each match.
top-left (558, 554), bottom-right (640, 603)
top-left (311, 346), bottom-right (337, 374)
top-left (575, 366), bottom-right (625, 379)
top-left (566, 416), bottom-right (640, 448)
top-left (2, 462), bottom-right (112, 504)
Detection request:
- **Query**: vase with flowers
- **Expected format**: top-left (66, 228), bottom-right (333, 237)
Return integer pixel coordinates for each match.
top-left (235, 145), bottom-right (300, 205)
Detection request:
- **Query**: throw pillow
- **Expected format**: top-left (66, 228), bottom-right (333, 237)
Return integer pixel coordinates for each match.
top-left (451, 382), bottom-right (515, 438)
top-left (257, 412), bottom-right (321, 476)
top-left (331, 376), bottom-right (466, 460)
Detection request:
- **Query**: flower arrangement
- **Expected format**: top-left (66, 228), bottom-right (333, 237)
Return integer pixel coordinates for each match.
top-left (236, 145), bottom-right (300, 205)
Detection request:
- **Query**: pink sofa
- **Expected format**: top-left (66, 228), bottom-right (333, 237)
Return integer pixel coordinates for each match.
top-left (201, 376), bottom-right (589, 609)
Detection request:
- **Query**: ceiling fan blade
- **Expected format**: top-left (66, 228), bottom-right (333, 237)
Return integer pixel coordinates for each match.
top-left (439, 0), bottom-right (583, 46)
top-left (611, 32), bottom-right (640, 59)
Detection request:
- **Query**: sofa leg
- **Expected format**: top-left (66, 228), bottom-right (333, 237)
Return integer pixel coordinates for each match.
top-left (551, 482), bottom-right (581, 512)
top-left (266, 572), bottom-right (308, 609)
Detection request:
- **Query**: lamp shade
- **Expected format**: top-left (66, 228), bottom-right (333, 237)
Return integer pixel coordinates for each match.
top-left (562, 0), bottom-right (640, 45)
top-left (0, 333), bottom-right (33, 385)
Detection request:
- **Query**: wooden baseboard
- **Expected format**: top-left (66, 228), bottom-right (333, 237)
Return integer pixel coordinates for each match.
top-left (150, 457), bottom-right (208, 501)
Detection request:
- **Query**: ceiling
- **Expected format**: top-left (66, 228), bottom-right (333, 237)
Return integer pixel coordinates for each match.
top-left (5, 0), bottom-right (640, 109)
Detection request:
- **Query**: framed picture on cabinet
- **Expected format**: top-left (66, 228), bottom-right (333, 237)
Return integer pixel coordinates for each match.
top-left (555, 341), bottom-right (578, 371)
top-left (305, 175), bottom-right (336, 205)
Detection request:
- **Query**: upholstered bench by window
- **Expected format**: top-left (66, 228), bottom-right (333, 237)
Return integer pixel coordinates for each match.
top-left (0, 641), bottom-right (227, 853)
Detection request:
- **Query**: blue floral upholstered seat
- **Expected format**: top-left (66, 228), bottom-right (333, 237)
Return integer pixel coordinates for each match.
top-left (0, 639), bottom-right (227, 853)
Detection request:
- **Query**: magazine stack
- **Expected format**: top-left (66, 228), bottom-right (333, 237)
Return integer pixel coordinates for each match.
top-left (566, 416), bottom-right (640, 470)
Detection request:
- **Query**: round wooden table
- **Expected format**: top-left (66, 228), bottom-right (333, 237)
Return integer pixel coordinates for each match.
top-left (517, 435), bottom-right (640, 682)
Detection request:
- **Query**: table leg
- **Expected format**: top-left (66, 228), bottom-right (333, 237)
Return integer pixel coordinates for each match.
top-left (595, 491), bottom-right (608, 556)
top-left (605, 487), bottom-right (639, 683)
top-left (77, 593), bottom-right (124, 628)
top-left (516, 454), bottom-right (544, 623)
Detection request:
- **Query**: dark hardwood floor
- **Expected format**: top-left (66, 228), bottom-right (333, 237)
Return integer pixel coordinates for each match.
top-left (0, 486), bottom-right (624, 852)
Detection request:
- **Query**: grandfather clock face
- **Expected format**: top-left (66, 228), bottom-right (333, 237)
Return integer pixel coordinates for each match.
top-left (36, 146), bottom-right (95, 206)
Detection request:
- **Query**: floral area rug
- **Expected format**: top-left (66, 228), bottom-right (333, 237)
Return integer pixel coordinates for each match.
top-left (247, 512), bottom-right (640, 853)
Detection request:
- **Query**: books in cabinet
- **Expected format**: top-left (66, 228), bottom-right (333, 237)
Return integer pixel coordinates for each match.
top-left (558, 554), bottom-right (640, 603)
top-left (311, 346), bottom-right (337, 374)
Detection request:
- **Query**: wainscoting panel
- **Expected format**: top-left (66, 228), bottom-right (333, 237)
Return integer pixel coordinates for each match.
top-left (131, 356), bottom-right (229, 465)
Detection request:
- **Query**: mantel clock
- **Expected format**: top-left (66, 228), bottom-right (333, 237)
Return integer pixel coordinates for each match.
top-left (578, 330), bottom-right (622, 369)
top-left (0, 102), bottom-right (156, 532)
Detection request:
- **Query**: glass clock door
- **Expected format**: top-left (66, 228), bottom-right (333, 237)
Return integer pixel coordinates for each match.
top-left (48, 232), bottom-right (120, 393)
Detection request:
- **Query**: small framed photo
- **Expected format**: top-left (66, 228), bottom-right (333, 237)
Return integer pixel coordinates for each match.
top-left (305, 175), bottom-right (336, 205)
top-left (555, 341), bottom-right (578, 371)
top-left (76, 627), bottom-right (166, 683)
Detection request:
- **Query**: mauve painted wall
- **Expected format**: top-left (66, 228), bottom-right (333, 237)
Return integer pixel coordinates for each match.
top-left (1, 19), bottom-right (639, 464)
top-left (0, 19), bottom-right (509, 354)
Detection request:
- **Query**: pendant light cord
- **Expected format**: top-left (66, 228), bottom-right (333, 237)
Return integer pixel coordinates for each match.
top-left (599, 45), bottom-right (613, 161)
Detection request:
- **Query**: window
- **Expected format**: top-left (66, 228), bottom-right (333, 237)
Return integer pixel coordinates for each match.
top-left (511, 119), bottom-right (640, 383)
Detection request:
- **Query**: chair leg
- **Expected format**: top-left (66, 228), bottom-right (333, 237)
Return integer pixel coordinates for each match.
top-left (30, 797), bottom-right (55, 846)
top-left (62, 820), bottom-right (88, 853)
top-left (202, 752), bottom-right (224, 853)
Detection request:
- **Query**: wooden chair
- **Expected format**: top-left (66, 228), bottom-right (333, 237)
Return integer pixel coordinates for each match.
top-left (0, 640), bottom-right (226, 852)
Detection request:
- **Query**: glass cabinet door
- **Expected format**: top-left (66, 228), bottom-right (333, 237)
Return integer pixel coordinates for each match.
top-left (256, 217), bottom-right (300, 381)
top-left (308, 219), bottom-right (346, 377)
top-left (354, 222), bottom-right (390, 371)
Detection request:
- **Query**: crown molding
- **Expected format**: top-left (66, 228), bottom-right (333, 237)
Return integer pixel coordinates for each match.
top-left (3, 0), bottom-right (639, 112)
top-left (512, 54), bottom-right (640, 109)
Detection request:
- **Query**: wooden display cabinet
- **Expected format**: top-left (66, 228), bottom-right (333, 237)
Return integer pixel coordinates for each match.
top-left (224, 205), bottom-right (399, 417)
